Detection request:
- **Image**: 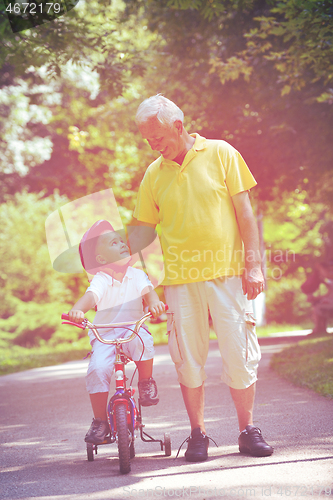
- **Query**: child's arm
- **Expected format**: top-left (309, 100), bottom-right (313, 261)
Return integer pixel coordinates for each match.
top-left (142, 286), bottom-right (165, 319)
top-left (69, 291), bottom-right (97, 323)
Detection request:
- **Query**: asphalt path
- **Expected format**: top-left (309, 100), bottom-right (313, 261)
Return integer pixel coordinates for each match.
top-left (1, 334), bottom-right (332, 500)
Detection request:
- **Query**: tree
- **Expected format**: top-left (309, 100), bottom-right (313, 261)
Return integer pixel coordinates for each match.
top-left (121, 0), bottom-right (333, 203)
top-left (0, 0), bottom-right (158, 204)
top-left (0, 0), bottom-right (147, 93)
top-left (156, 0), bottom-right (333, 102)
top-left (242, 0), bottom-right (333, 103)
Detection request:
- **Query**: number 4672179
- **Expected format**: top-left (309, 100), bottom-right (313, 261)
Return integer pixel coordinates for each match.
top-left (6, 3), bottom-right (61, 15)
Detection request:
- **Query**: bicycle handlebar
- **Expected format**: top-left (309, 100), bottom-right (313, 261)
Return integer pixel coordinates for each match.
top-left (61, 305), bottom-right (168, 346)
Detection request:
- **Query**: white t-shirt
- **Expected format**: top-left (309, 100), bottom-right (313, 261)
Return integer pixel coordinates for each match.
top-left (86, 266), bottom-right (152, 342)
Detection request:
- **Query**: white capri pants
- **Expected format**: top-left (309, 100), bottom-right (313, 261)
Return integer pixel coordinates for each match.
top-left (86, 327), bottom-right (155, 394)
top-left (164, 276), bottom-right (261, 390)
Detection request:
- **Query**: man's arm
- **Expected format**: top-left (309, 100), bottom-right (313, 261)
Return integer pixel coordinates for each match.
top-left (232, 191), bottom-right (265, 301)
top-left (131, 218), bottom-right (156, 228)
top-left (127, 218), bottom-right (157, 255)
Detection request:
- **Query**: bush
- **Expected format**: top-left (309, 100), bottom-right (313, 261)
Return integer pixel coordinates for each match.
top-left (0, 192), bottom-right (89, 314)
top-left (0, 294), bottom-right (21, 319)
top-left (0, 300), bottom-right (72, 347)
top-left (265, 277), bottom-right (312, 325)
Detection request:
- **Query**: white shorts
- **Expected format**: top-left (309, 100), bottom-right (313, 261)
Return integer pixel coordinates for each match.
top-left (164, 276), bottom-right (261, 390)
top-left (85, 327), bottom-right (155, 394)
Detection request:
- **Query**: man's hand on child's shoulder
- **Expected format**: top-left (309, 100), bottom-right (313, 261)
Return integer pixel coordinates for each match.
top-left (148, 301), bottom-right (165, 319)
top-left (69, 309), bottom-right (85, 323)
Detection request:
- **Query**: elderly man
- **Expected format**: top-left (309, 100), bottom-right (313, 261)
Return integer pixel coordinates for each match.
top-left (133, 94), bottom-right (273, 461)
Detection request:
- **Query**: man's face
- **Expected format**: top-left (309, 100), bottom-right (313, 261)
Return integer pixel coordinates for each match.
top-left (139, 116), bottom-right (182, 161)
top-left (95, 231), bottom-right (130, 266)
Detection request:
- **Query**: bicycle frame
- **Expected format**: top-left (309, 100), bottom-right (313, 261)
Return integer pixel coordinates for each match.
top-left (107, 344), bottom-right (137, 443)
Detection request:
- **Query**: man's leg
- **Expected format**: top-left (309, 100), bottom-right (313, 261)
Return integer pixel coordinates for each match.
top-left (229, 383), bottom-right (255, 432)
top-left (164, 283), bottom-right (210, 462)
top-left (208, 277), bottom-right (273, 456)
top-left (230, 382), bottom-right (273, 457)
top-left (180, 383), bottom-right (205, 433)
top-left (230, 382), bottom-right (273, 456)
top-left (180, 382), bottom-right (209, 461)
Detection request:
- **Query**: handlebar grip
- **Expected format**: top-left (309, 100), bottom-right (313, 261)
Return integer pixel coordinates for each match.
top-left (61, 313), bottom-right (86, 329)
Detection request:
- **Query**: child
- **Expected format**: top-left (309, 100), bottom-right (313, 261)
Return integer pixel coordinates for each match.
top-left (69, 220), bottom-right (165, 445)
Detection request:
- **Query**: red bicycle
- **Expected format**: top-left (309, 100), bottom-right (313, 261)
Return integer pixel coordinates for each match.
top-left (61, 311), bottom-right (171, 474)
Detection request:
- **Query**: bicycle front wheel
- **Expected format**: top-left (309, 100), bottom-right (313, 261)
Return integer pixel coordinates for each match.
top-left (115, 403), bottom-right (131, 474)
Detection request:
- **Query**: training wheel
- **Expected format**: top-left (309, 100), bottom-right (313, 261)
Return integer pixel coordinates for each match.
top-left (164, 433), bottom-right (171, 456)
top-left (87, 442), bottom-right (94, 461)
top-left (130, 438), bottom-right (135, 459)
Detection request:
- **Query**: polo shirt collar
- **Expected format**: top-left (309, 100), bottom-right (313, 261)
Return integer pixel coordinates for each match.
top-left (99, 266), bottom-right (134, 285)
top-left (190, 133), bottom-right (207, 152)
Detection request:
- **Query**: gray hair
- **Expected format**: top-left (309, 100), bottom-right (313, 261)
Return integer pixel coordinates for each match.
top-left (136, 94), bottom-right (184, 127)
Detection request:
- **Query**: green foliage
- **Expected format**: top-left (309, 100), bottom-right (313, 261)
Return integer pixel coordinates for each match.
top-left (0, 0), bottom-right (158, 204)
top-left (265, 277), bottom-right (312, 325)
top-left (262, 191), bottom-right (333, 324)
top-left (0, 76), bottom-right (54, 176)
top-left (0, 191), bottom-right (88, 313)
top-left (163, 0), bottom-right (333, 102)
top-left (263, 190), bottom-right (331, 264)
top-left (0, 301), bottom-right (69, 346)
top-left (0, 294), bottom-right (21, 319)
top-left (258, 0), bottom-right (333, 102)
top-left (271, 335), bottom-right (333, 398)
top-left (0, 0), bottom-right (148, 94)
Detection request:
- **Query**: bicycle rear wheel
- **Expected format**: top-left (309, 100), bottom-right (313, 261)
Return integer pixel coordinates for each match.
top-left (115, 403), bottom-right (131, 474)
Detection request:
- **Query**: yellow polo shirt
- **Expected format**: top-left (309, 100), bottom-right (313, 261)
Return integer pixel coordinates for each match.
top-left (134, 134), bottom-right (257, 285)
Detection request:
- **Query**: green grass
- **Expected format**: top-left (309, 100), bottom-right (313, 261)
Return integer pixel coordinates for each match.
top-left (0, 338), bottom-right (92, 376)
top-left (256, 323), bottom-right (311, 337)
top-left (271, 335), bottom-right (333, 399)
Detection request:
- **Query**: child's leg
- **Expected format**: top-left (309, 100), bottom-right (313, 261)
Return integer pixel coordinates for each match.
top-left (136, 359), bottom-right (159, 406)
top-left (85, 392), bottom-right (110, 444)
top-left (86, 340), bottom-right (116, 424)
top-left (89, 392), bottom-right (109, 421)
top-left (135, 358), bottom-right (153, 380)
top-left (127, 329), bottom-right (158, 406)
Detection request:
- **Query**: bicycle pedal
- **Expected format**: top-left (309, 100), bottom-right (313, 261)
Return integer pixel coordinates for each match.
top-left (100, 434), bottom-right (112, 445)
